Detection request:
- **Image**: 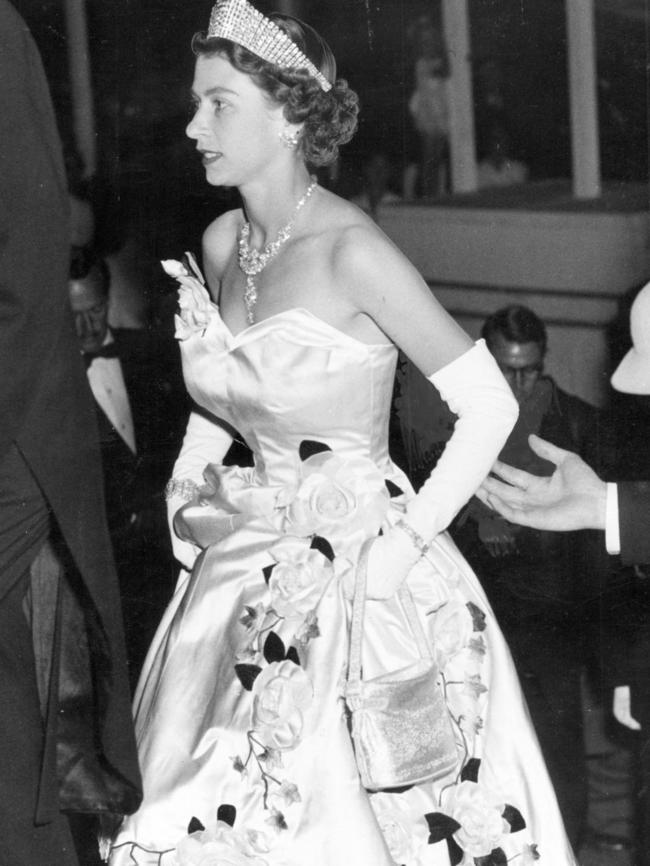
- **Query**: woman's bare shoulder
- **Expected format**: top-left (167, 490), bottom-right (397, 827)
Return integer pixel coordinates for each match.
top-left (202, 208), bottom-right (243, 276)
top-left (321, 194), bottom-right (417, 295)
top-left (316, 192), bottom-right (387, 260)
top-left (308, 192), bottom-right (426, 332)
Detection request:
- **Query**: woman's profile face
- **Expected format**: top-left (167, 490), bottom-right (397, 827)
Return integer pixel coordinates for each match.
top-left (186, 53), bottom-right (286, 187)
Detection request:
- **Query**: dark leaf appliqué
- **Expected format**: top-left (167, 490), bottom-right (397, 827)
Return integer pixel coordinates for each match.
top-left (310, 535), bottom-right (335, 562)
top-left (234, 663), bottom-right (262, 691)
top-left (299, 440), bottom-right (331, 461)
top-left (286, 645), bottom-right (300, 665)
top-left (502, 804), bottom-right (526, 833)
top-left (261, 631), bottom-right (302, 667)
top-left (448, 837), bottom-right (464, 865)
top-left (424, 812), bottom-right (461, 844)
top-left (217, 804), bottom-right (237, 827)
top-left (385, 479), bottom-right (404, 498)
top-left (460, 757), bottom-right (480, 783)
top-left (263, 631), bottom-right (286, 664)
top-left (187, 816), bottom-right (205, 834)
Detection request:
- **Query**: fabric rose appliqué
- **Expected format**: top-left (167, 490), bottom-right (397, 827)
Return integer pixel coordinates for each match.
top-left (251, 660), bottom-right (313, 751)
top-left (425, 761), bottom-right (530, 864)
top-left (174, 818), bottom-right (270, 866)
top-left (279, 449), bottom-right (390, 552)
top-left (443, 781), bottom-right (507, 858)
top-left (161, 254), bottom-right (215, 341)
top-left (267, 537), bottom-right (333, 619)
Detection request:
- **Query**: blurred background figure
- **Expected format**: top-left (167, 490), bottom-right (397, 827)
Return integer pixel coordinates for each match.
top-left (349, 151), bottom-right (401, 219)
top-left (69, 249), bottom-right (187, 685)
top-left (473, 57), bottom-right (508, 159)
top-left (405, 13), bottom-right (450, 199)
top-left (63, 138), bottom-right (95, 258)
top-left (0, 2), bottom-right (141, 864)
top-left (477, 122), bottom-right (529, 189)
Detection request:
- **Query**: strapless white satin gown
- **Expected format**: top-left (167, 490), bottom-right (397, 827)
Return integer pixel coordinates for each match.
top-left (108, 299), bottom-right (576, 866)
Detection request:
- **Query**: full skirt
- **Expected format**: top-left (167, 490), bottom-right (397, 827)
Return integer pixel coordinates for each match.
top-left (107, 517), bottom-right (576, 866)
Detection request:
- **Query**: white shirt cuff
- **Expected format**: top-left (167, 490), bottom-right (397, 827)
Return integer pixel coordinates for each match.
top-left (605, 482), bottom-right (620, 555)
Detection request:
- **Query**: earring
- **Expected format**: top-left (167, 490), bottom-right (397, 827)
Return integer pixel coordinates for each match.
top-left (279, 128), bottom-right (300, 150)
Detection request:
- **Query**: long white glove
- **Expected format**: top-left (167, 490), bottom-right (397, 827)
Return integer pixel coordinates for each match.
top-left (367, 339), bottom-right (518, 598)
top-left (166, 409), bottom-right (233, 569)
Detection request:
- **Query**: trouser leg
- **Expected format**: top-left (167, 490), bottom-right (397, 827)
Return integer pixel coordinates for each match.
top-left (507, 621), bottom-right (588, 850)
top-left (0, 443), bottom-right (78, 866)
top-left (0, 571), bottom-right (78, 865)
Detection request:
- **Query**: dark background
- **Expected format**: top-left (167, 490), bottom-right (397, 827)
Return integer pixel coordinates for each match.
top-left (16, 0), bottom-right (648, 181)
top-left (12, 0), bottom-right (648, 312)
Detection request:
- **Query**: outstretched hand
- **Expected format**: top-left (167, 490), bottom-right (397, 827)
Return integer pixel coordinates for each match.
top-left (477, 434), bottom-right (607, 532)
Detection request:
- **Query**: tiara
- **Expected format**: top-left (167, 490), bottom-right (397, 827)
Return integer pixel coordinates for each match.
top-left (207, 0), bottom-right (332, 92)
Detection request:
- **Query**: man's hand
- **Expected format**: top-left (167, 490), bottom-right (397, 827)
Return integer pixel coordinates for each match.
top-left (477, 434), bottom-right (607, 532)
top-left (613, 685), bottom-right (641, 731)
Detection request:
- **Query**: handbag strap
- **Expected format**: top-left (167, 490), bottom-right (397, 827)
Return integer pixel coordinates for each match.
top-left (347, 537), bottom-right (433, 704)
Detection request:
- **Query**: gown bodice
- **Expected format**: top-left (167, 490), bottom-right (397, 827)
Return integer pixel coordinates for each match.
top-left (180, 304), bottom-right (408, 492)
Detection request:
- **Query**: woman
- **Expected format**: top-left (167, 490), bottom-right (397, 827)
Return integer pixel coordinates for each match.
top-left (107, 2), bottom-right (576, 864)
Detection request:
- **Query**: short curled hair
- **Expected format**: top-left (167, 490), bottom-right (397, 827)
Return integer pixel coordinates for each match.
top-left (481, 305), bottom-right (548, 355)
top-left (191, 15), bottom-right (359, 167)
top-left (69, 245), bottom-right (110, 295)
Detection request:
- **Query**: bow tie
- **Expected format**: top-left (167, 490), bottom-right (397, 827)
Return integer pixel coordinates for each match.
top-left (83, 344), bottom-right (120, 368)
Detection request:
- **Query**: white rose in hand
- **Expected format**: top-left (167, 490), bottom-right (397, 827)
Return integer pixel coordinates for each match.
top-left (161, 254), bottom-right (215, 340)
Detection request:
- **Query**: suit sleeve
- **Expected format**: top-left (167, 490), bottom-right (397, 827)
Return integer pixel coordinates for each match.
top-left (0, 5), bottom-right (71, 454)
top-left (618, 481), bottom-right (650, 566)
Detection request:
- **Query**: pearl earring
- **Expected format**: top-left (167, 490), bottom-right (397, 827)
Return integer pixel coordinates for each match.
top-left (279, 128), bottom-right (300, 150)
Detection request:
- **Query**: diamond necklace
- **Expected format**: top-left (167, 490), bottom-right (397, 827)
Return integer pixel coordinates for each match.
top-left (238, 176), bottom-right (317, 324)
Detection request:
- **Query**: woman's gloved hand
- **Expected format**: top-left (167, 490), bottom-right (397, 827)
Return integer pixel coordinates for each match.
top-left (366, 340), bottom-right (518, 598)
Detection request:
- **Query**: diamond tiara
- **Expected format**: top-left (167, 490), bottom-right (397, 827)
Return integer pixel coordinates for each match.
top-left (207, 0), bottom-right (332, 92)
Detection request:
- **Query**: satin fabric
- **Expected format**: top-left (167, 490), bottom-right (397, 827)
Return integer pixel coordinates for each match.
top-left (109, 306), bottom-right (576, 866)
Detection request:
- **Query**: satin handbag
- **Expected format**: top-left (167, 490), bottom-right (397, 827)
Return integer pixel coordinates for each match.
top-left (345, 539), bottom-right (458, 791)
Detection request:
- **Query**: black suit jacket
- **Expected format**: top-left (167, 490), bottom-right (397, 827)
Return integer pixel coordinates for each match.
top-left (618, 482), bottom-right (650, 567)
top-left (452, 379), bottom-right (607, 618)
top-left (113, 326), bottom-right (188, 488)
top-left (608, 482), bottom-right (650, 727)
top-left (0, 0), bottom-right (140, 821)
top-left (91, 327), bottom-right (187, 547)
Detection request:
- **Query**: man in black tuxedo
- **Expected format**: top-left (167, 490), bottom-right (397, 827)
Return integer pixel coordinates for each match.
top-left (483, 433), bottom-right (650, 861)
top-left (481, 281), bottom-right (650, 862)
top-left (69, 253), bottom-right (186, 682)
top-left (0, 3), bottom-right (141, 863)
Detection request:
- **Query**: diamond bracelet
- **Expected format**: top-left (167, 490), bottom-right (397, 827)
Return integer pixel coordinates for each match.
top-left (394, 519), bottom-right (431, 556)
top-left (164, 478), bottom-right (200, 502)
